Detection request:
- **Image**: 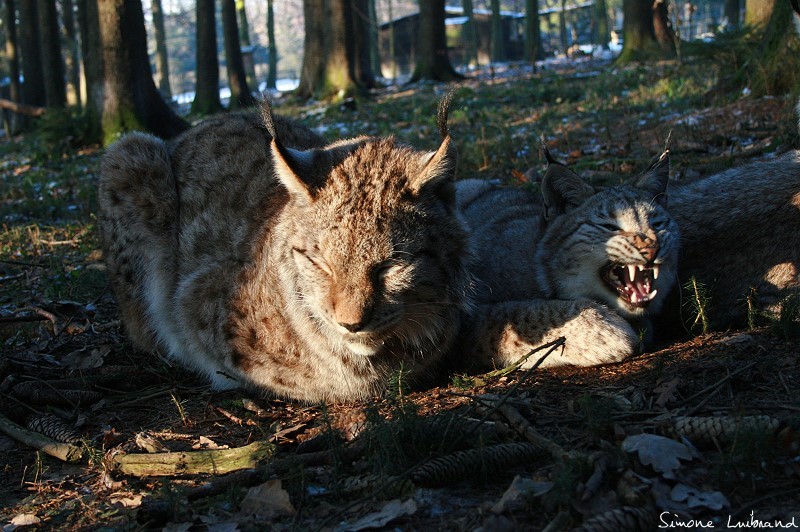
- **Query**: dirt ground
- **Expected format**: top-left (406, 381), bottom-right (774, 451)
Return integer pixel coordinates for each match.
top-left (1, 58), bottom-right (799, 530)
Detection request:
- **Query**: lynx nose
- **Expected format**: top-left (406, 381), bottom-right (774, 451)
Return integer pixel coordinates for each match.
top-left (635, 232), bottom-right (660, 262)
top-left (340, 320), bottom-right (367, 333)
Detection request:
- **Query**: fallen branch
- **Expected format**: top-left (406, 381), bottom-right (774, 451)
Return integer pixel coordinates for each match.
top-left (107, 440), bottom-right (275, 477)
top-left (0, 98), bottom-right (46, 117)
top-left (0, 412), bottom-right (84, 462)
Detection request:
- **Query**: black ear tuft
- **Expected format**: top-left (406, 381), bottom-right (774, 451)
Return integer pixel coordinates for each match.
top-left (260, 99), bottom-right (277, 140)
top-left (540, 136), bottom-right (559, 165)
top-left (437, 91), bottom-right (456, 140)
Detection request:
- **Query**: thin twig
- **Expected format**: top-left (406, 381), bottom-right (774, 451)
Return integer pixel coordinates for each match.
top-left (679, 361), bottom-right (758, 416)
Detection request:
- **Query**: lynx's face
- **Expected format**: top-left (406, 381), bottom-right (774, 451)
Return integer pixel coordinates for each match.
top-left (275, 136), bottom-right (472, 357)
top-left (535, 151), bottom-right (678, 318)
top-left (565, 189), bottom-right (678, 317)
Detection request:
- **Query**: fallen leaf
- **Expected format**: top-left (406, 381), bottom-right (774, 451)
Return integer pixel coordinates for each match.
top-left (239, 479), bottom-right (296, 518)
top-left (491, 475), bottom-right (553, 513)
top-left (192, 435), bottom-right (228, 450)
top-left (61, 345), bottom-right (110, 369)
top-left (338, 498), bottom-right (417, 531)
top-left (621, 434), bottom-right (693, 479)
top-left (653, 378), bottom-right (680, 408)
top-left (10, 513), bottom-right (40, 527)
top-left (110, 494), bottom-right (143, 509)
top-left (671, 483), bottom-right (730, 511)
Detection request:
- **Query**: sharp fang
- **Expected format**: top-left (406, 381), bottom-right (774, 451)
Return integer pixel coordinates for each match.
top-left (637, 264), bottom-right (644, 271)
top-left (653, 265), bottom-right (660, 280)
top-left (648, 289), bottom-right (658, 300)
top-left (627, 265), bottom-right (637, 281)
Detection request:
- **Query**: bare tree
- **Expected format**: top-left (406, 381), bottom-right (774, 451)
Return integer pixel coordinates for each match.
top-left (192, 0), bottom-right (223, 115)
top-left (266, 0), bottom-right (277, 89)
top-left (462, 0), bottom-right (478, 67)
top-left (725, 0), bottom-right (741, 28)
top-left (151, 0), bottom-right (172, 100)
top-left (38, 0), bottom-right (66, 108)
top-left (98, 0), bottom-right (187, 143)
top-left (62, 0), bottom-right (82, 108)
top-left (221, 0), bottom-right (256, 108)
top-left (525, 0), bottom-right (543, 62)
top-left (18, 1), bottom-right (46, 106)
top-left (618, 0), bottom-right (675, 61)
top-left (296, 0), bottom-right (375, 99)
top-left (490, 0), bottom-right (505, 62)
top-left (409, 0), bottom-right (462, 82)
top-left (3, 0), bottom-right (22, 132)
top-left (77, 0), bottom-right (102, 139)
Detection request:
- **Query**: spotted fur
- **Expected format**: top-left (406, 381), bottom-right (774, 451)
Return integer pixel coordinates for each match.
top-left (456, 151), bottom-right (679, 368)
top-left (98, 105), bottom-right (473, 402)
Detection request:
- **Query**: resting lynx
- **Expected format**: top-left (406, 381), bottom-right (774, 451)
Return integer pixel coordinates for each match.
top-left (99, 101), bottom-right (473, 402)
top-left (659, 151), bottom-right (800, 330)
top-left (455, 149), bottom-right (680, 367)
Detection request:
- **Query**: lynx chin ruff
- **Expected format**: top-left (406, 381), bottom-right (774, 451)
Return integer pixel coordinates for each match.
top-left (99, 99), bottom-right (473, 402)
top-left (455, 148), bottom-right (680, 368)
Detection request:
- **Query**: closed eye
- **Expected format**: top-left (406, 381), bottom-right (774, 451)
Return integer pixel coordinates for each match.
top-left (293, 248), bottom-right (333, 276)
top-left (596, 222), bottom-right (620, 232)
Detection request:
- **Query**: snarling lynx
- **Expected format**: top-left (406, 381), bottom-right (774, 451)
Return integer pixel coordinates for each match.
top-left (98, 100), bottom-right (474, 402)
top-left (455, 150), bottom-right (680, 367)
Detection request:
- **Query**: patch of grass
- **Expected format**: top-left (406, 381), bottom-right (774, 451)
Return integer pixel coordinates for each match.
top-left (684, 277), bottom-right (711, 335)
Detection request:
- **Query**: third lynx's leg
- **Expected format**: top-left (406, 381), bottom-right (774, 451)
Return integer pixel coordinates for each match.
top-left (97, 133), bottom-right (179, 352)
top-left (461, 299), bottom-right (638, 370)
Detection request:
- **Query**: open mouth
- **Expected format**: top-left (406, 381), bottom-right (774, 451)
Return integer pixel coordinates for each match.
top-left (602, 263), bottom-right (660, 308)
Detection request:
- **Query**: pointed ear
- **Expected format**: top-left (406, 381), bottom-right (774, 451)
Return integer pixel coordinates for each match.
top-left (262, 99), bottom-right (326, 203)
top-left (540, 159), bottom-right (594, 221)
top-left (630, 148), bottom-right (670, 206)
top-left (409, 92), bottom-right (458, 195)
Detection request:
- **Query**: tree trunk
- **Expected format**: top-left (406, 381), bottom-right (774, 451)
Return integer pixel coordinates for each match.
top-left (463, 0), bottom-right (478, 67)
top-left (745, 0), bottom-right (776, 27)
top-left (17, 1), bottom-right (46, 106)
top-left (368, 0), bottom-right (380, 78)
top-left (618, 0), bottom-right (674, 61)
top-left (346, 0), bottom-right (376, 88)
top-left (725, 0), bottom-right (741, 29)
top-left (151, 0), bottom-right (172, 100)
top-left (558, 0), bottom-right (567, 52)
top-left (4, 0), bottom-right (22, 133)
top-left (594, 0), bottom-right (609, 47)
top-left (525, 0), bottom-right (542, 63)
top-left (38, 0), bottom-right (66, 109)
top-left (266, 0), bottom-right (277, 89)
top-left (409, 0), bottom-right (462, 82)
top-left (192, 0), bottom-right (223, 115)
top-left (235, 0), bottom-right (251, 45)
top-left (77, 0), bottom-right (102, 140)
top-left (98, 0), bottom-right (188, 144)
top-left (221, 0), bottom-right (256, 109)
top-left (490, 0), bottom-right (505, 62)
top-left (387, 0), bottom-right (397, 79)
top-left (296, 0), bottom-right (375, 99)
top-left (62, 0), bottom-right (82, 108)
top-left (652, 0), bottom-right (677, 54)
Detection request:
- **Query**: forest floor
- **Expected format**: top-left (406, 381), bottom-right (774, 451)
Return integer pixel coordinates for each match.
top-left (1, 54), bottom-right (799, 531)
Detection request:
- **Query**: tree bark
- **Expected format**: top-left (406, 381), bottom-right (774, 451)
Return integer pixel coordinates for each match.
top-left (525, 0), bottom-right (542, 63)
top-left (490, 0), bottom-right (505, 62)
top-left (618, 0), bottom-right (675, 61)
top-left (98, 0), bottom-right (188, 144)
top-left (62, 0), bottom-right (82, 108)
top-left (235, 0), bottom-right (251, 45)
top-left (463, 0), bottom-right (478, 67)
top-left (409, 0), bottom-right (462, 82)
top-left (77, 0), bottom-right (102, 140)
top-left (593, 0), bottom-right (609, 47)
top-left (652, 0), bottom-right (677, 54)
top-left (151, 0), bottom-right (172, 100)
top-left (17, 1), bottom-right (45, 106)
top-left (296, 0), bottom-right (375, 99)
top-left (745, 0), bottom-right (777, 27)
top-left (559, 0), bottom-right (567, 52)
top-left (192, 0), bottom-right (223, 115)
top-left (38, 0), bottom-right (66, 108)
top-left (221, 0), bottom-right (256, 108)
top-left (266, 0), bottom-right (277, 89)
top-left (725, 0), bottom-right (741, 28)
top-left (3, 0), bottom-right (22, 132)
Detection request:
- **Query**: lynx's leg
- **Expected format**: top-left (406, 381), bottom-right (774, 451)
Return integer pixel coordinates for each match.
top-left (97, 133), bottom-right (178, 352)
top-left (459, 299), bottom-right (638, 370)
